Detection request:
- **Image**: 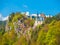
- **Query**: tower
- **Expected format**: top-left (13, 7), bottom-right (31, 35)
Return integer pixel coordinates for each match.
top-left (36, 12), bottom-right (39, 23)
top-left (40, 13), bottom-right (46, 21)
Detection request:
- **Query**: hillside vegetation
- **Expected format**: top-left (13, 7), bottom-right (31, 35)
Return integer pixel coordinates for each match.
top-left (0, 12), bottom-right (60, 45)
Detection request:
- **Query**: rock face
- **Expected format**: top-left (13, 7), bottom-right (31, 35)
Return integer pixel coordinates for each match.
top-left (5, 12), bottom-right (46, 38)
top-left (5, 13), bottom-right (35, 38)
top-left (33, 21), bottom-right (43, 29)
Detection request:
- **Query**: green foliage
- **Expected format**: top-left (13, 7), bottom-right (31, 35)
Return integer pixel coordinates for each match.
top-left (37, 29), bottom-right (47, 45)
top-left (0, 21), bottom-right (5, 35)
top-left (13, 36), bottom-right (28, 45)
top-left (44, 17), bottom-right (53, 24)
top-left (44, 13), bottom-right (60, 24)
top-left (45, 21), bottom-right (60, 45)
top-left (0, 12), bottom-right (60, 45)
top-left (53, 13), bottom-right (60, 21)
top-left (2, 30), bottom-right (17, 45)
top-left (9, 13), bottom-right (15, 22)
top-left (24, 18), bottom-right (35, 27)
top-left (12, 13), bottom-right (24, 22)
top-left (31, 25), bottom-right (41, 41)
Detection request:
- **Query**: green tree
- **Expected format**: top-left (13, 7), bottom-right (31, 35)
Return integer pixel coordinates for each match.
top-left (45, 21), bottom-right (60, 45)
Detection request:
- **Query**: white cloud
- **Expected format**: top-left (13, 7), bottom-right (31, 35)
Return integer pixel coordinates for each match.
top-left (23, 4), bottom-right (28, 8)
top-left (0, 13), bottom-right (9, 21)
top-left (25, 12), bottom-right (29, 16)
top-left (0, 14), bottom-right (3, 21)
top-left (2, 16), bottom-right (9, 21)
top-left (46, 15), bottom-right (52, 17)
top-left (0, 14), bottom-right (2, 17)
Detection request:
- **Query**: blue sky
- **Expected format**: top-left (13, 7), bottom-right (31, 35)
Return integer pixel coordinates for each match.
top-left (0, 0), bottom-right (60, 17)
